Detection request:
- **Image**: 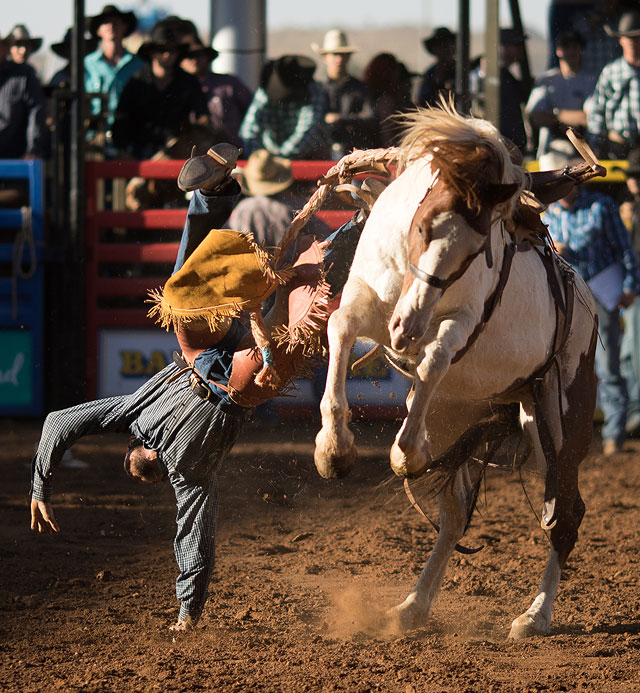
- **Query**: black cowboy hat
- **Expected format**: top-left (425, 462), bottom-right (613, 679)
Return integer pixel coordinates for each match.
top-left (260, 55), bottom-right (316, 101)
top-left (422, 27), bottom-right (456, 55)
top-left (137, 22), bottom-right (189, 61)
top-left (555, 29), bottom-right (585, 48)
top-left (158, 15), bottom-right (199, 42)
top-left (4, 25), bottom-right (42, 53)
top-left (51, 27), bottom-right (98, 59)
top-left (605, 10), bottom-right (640, 38)
top-left (183, 38), bottom-right (219, 62)
top-left (89, 4), bottom-right (138, 40)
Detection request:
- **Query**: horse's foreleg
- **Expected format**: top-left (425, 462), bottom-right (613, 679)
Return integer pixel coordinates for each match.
top-left (388, 463), bottom-right (481, 631)
top-left (314, 281), bottom-right (381, 478)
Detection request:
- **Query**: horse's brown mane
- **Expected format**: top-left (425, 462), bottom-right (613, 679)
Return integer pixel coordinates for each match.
top-left (396, 100), bottom-right (526, 219)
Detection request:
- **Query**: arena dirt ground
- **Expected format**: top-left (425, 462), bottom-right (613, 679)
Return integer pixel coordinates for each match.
top-left (1, 416), bottom-right (639, 692)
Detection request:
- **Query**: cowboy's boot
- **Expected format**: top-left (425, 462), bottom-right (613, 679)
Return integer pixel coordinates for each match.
top-left (177, 143), bottom-right (241, 194)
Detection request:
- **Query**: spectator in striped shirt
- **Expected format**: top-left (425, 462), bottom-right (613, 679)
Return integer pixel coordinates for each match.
top-left (587, 10), bottom-right (640, 158)
top-left (240, 54), bottom-right (329, 159)
top-left (542, 151), bottom-right (640, 455)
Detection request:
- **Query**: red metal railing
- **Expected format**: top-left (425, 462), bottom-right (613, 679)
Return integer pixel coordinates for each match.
top-left (84, 159), bottom-right (353, 398)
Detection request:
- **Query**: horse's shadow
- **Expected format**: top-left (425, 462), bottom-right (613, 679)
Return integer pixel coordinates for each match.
top-left (553, 621), bottom-right (640, 637)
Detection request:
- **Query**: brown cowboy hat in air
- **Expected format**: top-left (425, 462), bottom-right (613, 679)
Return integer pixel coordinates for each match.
top-left (137, 21), bottom-right (189, 61)
top-left (605, 10), bottom-right (640, 38)
top-left (4, 25), bottom-right (43, 53)
top-left (240, 150), bottom-right (293, 197)
top-left (89, 4), bottom-right (138, 40)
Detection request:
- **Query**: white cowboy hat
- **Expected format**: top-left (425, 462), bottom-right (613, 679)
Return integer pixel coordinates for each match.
top-left (240, 149), bottom-right (293, 196)
top-left (605, 11), bottom-right (640, 38)
top-left (311, 29), bottom-right (358, 55)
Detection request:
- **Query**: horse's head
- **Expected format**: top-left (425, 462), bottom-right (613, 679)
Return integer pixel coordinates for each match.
top-left (388, 109), bottom-right (522, 353)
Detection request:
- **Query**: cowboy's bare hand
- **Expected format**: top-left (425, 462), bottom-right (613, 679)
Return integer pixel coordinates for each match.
top-left (30, 498), bottom-right (60, 534)
top-left (554, 242), bottom-right (568, 256)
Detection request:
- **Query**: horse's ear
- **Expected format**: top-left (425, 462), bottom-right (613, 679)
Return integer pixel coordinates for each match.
top-left (482, 182), bottom-right (519, 206)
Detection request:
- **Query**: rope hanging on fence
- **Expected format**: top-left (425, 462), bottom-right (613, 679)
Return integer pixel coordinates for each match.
top-left (11, 206), bottom-right (37, 321)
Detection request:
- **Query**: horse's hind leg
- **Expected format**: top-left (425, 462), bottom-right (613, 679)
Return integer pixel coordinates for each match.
top-left (315, 279), bottom-right (385, 478)
top-left (510, 335), bottom-right (596, 638)
top-left (388, 462), bottom-right (483, 631)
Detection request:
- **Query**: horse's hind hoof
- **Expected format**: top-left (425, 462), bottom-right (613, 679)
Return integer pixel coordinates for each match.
top-left (389, 441), bottom-right (430, 479)
top-left (314, 444), bottom-right (358, 479)
top-left (508, 611), bottom-right (550, 639)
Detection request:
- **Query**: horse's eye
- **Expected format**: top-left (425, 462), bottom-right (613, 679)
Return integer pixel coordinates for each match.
top-left (417, 224), bottom-right (425, 237)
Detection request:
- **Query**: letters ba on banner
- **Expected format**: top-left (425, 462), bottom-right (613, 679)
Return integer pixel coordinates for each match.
top-left (0, 330), bottom-right (32, 406)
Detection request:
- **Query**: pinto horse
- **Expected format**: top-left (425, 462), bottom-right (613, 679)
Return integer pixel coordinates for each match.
top-left (314, 105), bottom-right (599, 638)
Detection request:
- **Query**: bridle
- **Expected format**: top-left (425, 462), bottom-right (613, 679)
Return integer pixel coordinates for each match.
top-left (407, 180), bottom-right (497, 294)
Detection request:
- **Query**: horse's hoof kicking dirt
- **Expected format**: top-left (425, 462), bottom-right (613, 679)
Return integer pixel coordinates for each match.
top-left (508, 612), bottom-right (550, 639)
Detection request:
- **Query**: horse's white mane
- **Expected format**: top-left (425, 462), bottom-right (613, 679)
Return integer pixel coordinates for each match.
top-left (396, 101), bottom-right (527, 219)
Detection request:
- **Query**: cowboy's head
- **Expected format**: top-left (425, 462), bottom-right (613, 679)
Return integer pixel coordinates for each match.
top-left (89, 5), bottom-right (137, 45)
top-left (124, 438), bottom-right (168, 483)
top-left (606, 11), bottom-right (640, 67)
top-left (312, 29), bottom-right (358, 81)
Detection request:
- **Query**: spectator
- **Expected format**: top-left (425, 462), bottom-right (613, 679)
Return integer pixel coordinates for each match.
top-left (618, 148), bottom-right (640, 436)
top-left (49, 28), bottom-right (98, 89)
top-left (112, 21), bottom-right (209, 160)
top-left (311, 29), bottom-right (376, 155)
top-left (0, 30), bottom-right (47, 159)
top-left (240, 54), bottom-right (329, 159)
top-left (469, 29), bottom-right (530, 155)
top-left (362, 53), bottom-right (414, 148)
top-left (227, 149), bottom-right (330, 248)
top-left (181, 38), bottom-right (252, 148)
top-left (417, 27), bottom-right (457, 108)
top-left (546, 1), bottom-right (595, 68)
top-left (542, 151), bottom-right (640, 456)
top-left (571, 0), bottom-right (624, 76)
top-left (84, 4), bottom-right (144, 142)
top-left (4, 25), bottom-right (42, 67)
top-left (526, 30), bottom-right (597, 158)
top-left (587, 10), bottom-right (640, 158)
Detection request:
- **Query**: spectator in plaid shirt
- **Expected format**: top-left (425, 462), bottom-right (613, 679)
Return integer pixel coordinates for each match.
top-left (240, 54), bottom-right (329, 159)
top-left (542, 151), bottom-right (640, 455)
top-left (587, 10), bottom-right (640, 158)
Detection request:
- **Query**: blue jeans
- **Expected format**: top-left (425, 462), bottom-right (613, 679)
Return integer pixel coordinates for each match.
top-left (621, 301), bottom-right (640, 426)
top-left (595, 300), bottom-right (628, 445)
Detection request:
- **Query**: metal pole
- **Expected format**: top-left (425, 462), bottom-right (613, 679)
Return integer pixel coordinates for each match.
top-left (508, 0), bottom-right (533, 97)
top-left (70, 0), bottom-right (86, 254)
top-left (484, 0), bottom-right (500, 129)
top-left (456, 0), bottom-right (470, 114)
top-left (210, 0), bottom-right (266, 91)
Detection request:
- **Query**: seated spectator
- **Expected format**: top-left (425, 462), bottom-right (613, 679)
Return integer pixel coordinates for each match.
top-left (240, 55), bottom-right (329, 159)
top-left (469, 29), bottom-right (530, 155)
top-left (49, 28), bottom-right (98, 89)
top-left (112, 21), bottom-right (209, 160)
top-left (311, 29), bottom-right (376, 155)
top-left (587, 10), bottom-right (640, 158)
top-left (526, 30), bottom-right (597, 158)
top-left (417, 27), bottom-right (457, 107)
top-left (0, 31), bottom-right (46, 159)
top-left (85, 4), bottom-right (144, 147)
top-left (362, 53), bottom-right (414, 147)
top-left (181, 38), bottom-right (252, 148)
top-left (227, 149), bottom-right (330, 248)
top-left (4, 25), bottom-right (42, 67)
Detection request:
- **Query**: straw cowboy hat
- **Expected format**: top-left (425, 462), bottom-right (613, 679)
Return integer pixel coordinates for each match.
top-left (422, 27), bottom-right (456, 55)
top-left (89, 5), bottom-right (138, 39)
top-left (137, 21), bottom-right (189, 61)
top-left (311, 29), bottom-right (358, 55)
top-left (4, 25), bottom-right (43, 54)
top-left (605, 10), bottom-right (640, 38)
top-left (51, 27), bottom-right (98, 59)
top-left (240, 150), bottom-right (293, 196)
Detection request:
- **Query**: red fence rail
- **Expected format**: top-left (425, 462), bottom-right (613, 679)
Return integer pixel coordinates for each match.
top-left (84, 159), bottom-right (353, 398)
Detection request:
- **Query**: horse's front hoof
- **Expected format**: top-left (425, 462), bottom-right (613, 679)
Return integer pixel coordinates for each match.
top-left (389, 441), bottom-right (430, 479)
top-left (314, 429), bottom-right (358, 479)
top-left (508, 611), bottom-right (550, 639)
top-left (386, 603), bottom-right (429, 633)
